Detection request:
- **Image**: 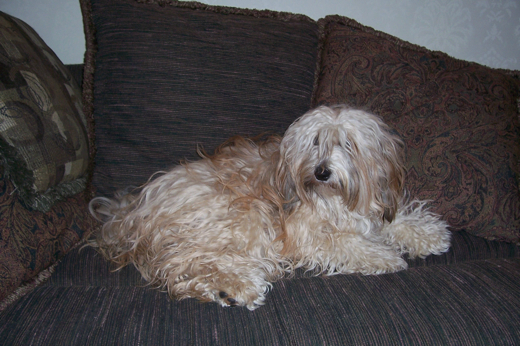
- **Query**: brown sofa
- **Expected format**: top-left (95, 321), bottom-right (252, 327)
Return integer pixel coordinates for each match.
top-left (1, 0), bottom-right (520, 344)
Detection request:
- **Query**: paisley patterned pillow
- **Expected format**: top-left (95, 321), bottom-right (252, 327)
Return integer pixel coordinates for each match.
top-left (0, 12), bottom-right (89, 212)
top-left (312, 16), bottom-right (520, 243)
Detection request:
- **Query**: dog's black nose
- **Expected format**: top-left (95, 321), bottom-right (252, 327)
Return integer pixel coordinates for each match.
top-left (314, 165), bottom-right (331, 181)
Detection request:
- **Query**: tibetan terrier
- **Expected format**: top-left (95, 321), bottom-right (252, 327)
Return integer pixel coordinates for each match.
top-left (89, 105), bottom-right (451, 310)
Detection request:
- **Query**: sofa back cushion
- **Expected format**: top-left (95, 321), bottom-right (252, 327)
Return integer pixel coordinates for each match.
top-left (312, 16), bottom-right (520, 243)
top-left (81, 0), bottom-right (319, 196)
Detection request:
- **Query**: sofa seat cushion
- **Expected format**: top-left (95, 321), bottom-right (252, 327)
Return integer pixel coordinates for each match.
top-left (2, 258), bottom-right (520, 345)
top-left (81, 0), bottom-right (319, 196)
top-left (312, 15), bottom-right (520, 243)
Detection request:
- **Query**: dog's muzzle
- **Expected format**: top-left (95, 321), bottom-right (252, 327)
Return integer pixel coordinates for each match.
top-left (314, 164), bottom-right (332, 182)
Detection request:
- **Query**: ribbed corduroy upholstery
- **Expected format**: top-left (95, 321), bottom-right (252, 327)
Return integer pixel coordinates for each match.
top-left (84, 0), bottom-right (319, 196)
top-left (0, 231), bottom-right (509, 345)
top-left (1, 258), bottom-right (520, 345)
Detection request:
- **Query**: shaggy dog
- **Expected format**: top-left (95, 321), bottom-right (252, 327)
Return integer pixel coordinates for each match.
top-left (89, 105), bottom-right (451, 310)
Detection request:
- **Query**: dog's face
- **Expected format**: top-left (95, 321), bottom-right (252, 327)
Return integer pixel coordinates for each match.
top-left (278, 105), bottom-right (405, 222)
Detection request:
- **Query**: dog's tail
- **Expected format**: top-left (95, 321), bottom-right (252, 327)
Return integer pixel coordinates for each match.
top-left (87, 187), bottom-right (139, 266)
top-left (89, 187), bottom-right (137, 223)
top-left (89, 197), bottom-right (118, 224)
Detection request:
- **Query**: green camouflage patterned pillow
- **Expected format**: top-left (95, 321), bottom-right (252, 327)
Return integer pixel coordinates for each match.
top-left (0, 12), bottom-right (89, 212)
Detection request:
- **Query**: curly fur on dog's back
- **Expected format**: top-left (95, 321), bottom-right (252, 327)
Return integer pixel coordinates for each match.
top-left (90, 135), bottom-right (290, 308)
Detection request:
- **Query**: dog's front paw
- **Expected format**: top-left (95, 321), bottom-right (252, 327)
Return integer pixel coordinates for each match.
top-left (410, 224), bottom-right (451, 259)
top-left (355, 252), bottom-right (408, 275)
top-left (385, 205), bottom-right (451, 259)
top-left (328, 241), bottom-right (409, 275)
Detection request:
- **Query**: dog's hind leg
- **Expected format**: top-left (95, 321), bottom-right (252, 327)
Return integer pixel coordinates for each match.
top-left (170, 260), bottom-right (273, 310)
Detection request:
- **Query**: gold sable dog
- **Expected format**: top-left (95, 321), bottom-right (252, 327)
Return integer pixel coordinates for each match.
top-left (89, 105), bottom-right (451, 310)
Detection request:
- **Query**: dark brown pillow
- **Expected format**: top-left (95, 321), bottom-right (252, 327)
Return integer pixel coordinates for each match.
top-left (0, 11), bottom-right (89, 212)
top-left (312, 16), bottom-right (520, 243)
top-left (80, 0), bottom-right (319, 196)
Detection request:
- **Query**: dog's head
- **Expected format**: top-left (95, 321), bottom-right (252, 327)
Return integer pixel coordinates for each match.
top-left (277, 105), bottom-right (405, 222)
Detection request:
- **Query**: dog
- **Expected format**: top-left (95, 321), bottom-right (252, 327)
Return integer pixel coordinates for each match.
top-left (89, 105), bottom-right (451, 310)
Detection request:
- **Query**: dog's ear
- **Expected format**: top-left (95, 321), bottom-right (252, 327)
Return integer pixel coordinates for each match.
top-left (276, 133), bottom-right (304, 206)
top-left (275, 155), bottom-right (297, 204)
top-left (379, 149), bottom-right (405, 223)
top-left (381, 183), bottom-right (398, 223)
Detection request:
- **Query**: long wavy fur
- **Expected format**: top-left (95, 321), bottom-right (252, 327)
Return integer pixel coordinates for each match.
top-left (90, 105), bottom-right (451, 310)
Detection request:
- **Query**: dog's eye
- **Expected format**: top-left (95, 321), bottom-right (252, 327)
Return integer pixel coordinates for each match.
top-left (313, 136), bottom-right (319, 146)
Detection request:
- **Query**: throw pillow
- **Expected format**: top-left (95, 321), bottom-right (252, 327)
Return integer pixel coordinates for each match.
top-left (0, 11), bottom-right (89, 212)
top-left (312, 15), bottom-right (520, 243)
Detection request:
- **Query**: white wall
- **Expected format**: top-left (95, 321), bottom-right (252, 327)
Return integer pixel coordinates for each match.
top-left (1, 0), bottom-right (519, 70)
top-left (0, 0), bottom-right (85, 65)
